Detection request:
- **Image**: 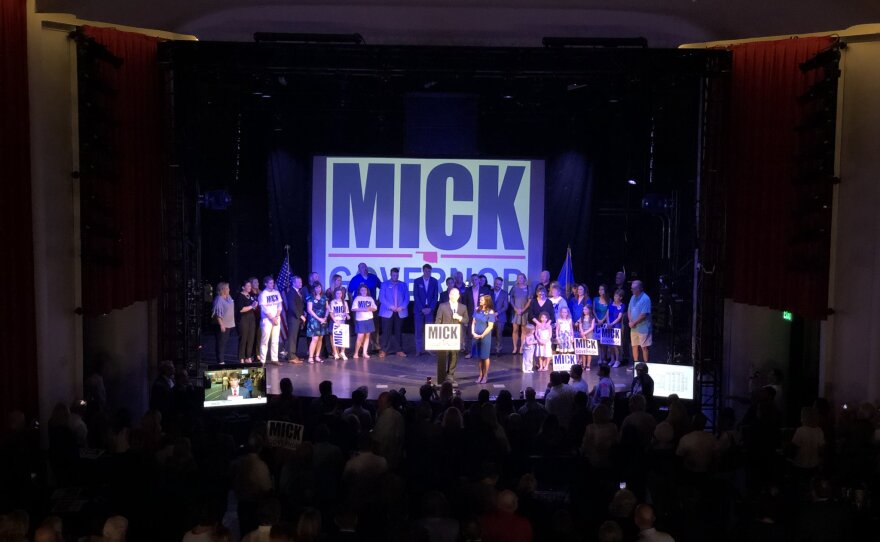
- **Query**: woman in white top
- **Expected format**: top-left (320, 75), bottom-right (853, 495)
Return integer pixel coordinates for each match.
top-left (351, 284), bottom-right (377, 359)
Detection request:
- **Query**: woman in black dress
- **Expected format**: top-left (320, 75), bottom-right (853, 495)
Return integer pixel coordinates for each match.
top-left (235, 280), bottom-right (259, 363)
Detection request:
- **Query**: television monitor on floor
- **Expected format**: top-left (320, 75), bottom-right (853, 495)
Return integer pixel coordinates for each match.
top-left (645, 363), bottom-right (695, 400)
top-left (203, 365), bottom-right (267, 408)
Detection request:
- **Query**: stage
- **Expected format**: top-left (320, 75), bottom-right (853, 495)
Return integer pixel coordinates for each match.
top-left (204, 333), bottom-right (658, 401)
top-left (260, 353), bottom-right (635, 402)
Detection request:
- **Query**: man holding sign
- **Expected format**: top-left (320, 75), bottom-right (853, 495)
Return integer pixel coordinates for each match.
top-left (433, 288), bottom-right (469, 385)
top-left (628, 280), bottom-right (652, 363)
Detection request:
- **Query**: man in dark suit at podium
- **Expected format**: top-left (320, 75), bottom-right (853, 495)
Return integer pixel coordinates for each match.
top-left (434, 288), bottom-right (469, 385)
top-left (224, 374), bottom-right (251, 399)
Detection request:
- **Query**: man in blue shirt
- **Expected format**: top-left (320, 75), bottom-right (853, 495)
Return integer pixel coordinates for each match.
top-left (378, 267), bottom-right (409, 357)
top-left (348, 262), bottom-right (382, 352)
top-left (627, 280), bottom-right (652, 363)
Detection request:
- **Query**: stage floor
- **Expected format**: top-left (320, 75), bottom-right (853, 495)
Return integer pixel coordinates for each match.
top-left (257, 352), bottom-right (635, 401)
top-left (203, 332), bottom-right (664, 400)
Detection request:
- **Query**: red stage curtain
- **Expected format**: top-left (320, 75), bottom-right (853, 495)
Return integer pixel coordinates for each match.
top-left (0, 0), bottom-right (39, 419)
top-left (725, 36), bottom-right (833, 320)
top-left (80, 27), bottom-right (164, 315)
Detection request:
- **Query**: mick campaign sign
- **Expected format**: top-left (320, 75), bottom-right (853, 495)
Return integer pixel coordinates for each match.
top-left (312, 157), bottom-right (545, 296)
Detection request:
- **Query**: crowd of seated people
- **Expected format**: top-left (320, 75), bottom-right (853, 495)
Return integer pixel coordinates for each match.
top-left (1, 365), bottom-right (879, 542)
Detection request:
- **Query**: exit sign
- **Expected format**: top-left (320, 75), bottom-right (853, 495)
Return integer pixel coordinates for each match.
top-left (782, 311), bottom-right (793, 321)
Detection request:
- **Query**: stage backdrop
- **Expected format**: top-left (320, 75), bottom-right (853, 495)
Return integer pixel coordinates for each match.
top-left (312, 156), bottom-right (544, 293)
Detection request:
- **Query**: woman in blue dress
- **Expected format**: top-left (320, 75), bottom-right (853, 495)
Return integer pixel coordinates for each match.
top-left (306, 282), bottom-right (329, 363)
top-left (471, 294), bottom-right (496, 384)
top-left (568, 283), bottom-right (592, 337)
top-left (606, 289), bottom-right (627, 367)
top-left (593, 284), bottom-right (610, 364)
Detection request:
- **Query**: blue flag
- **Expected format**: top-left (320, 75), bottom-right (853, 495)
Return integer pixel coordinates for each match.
top-left (557, 246), bottom-right (574, 297)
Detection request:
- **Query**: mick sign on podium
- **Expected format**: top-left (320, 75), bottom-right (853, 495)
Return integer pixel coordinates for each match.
top-left (312, 156), bottom-right (545, 294)
top-left (425, 324), bottom-right (462, 351)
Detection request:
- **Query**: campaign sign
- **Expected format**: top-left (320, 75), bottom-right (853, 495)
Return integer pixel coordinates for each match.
top-left (313, 157), bottom-right (545, 297)
top-left (599, 327), bottom-right (622, 346)
top-left (425, 324), bottom-right (461, 350)
top-left (552, 353), bottom-right (577, 372)
top-left (574, 338), bottom-right (599, 356)
top-left (266, 420), bottom-right (304, 451)
top-left (332, 323), bottom-right (350, 348)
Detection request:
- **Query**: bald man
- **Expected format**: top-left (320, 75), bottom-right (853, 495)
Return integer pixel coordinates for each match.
top-left (634, 504), bottom-right (674, 542)
top-left (480, 489), bottom-right (532, 542)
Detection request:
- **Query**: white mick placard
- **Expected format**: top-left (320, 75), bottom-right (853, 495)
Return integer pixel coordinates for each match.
top-left (574, 338), bottom-right (599, 356)
top-left (425, 324), bottom-right (462, 351)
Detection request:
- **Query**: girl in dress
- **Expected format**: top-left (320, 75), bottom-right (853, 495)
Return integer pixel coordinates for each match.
top-left (606, 289), bottom-right (627, 367)
top-left (351, 284), bottom-right (377, 359)
top-left (555, 306), bottom-right (574, 353)
top-left (470, 294), bottom-right (496, 384)
top-left (509, 273), bottom-right (532, 355)
top-left (521, 324), bottom-right (536, 373)
top-left (329, 287), bottom-right (350, 360)
top-left (593, 284), bottom-right (610, 364)
top-left (577, 304), bottom-right (596, 370)
top-left (535, 312), bottom-right (554, 372)
top-left (306, 282), bottom-right (329, 363)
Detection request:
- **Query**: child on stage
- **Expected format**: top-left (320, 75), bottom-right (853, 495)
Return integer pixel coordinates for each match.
top-left (556, 306), bottom-right (574, 353)
top-left (329, 287), bottom-right (350, 360)
top-left (521, 324), bottom-right (536, 373)
top-left (535, 312), bottom-right (553, 372)
top-left (351, 284), bottom-right (377, 359)
top-left (577, 304), bottom-right (596, 370)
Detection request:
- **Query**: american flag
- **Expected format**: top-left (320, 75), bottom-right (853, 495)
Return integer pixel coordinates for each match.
top-left (276, 252), bottom-right (291, 343)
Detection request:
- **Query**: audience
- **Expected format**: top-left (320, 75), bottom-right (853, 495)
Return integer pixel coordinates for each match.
top-left (1, 359), bottom-right (877, 542)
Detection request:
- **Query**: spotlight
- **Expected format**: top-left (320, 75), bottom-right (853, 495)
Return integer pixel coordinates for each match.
top-left (627, 178), bottom-right (637, 185)
top-left (199, 190), bottom-right (232, 211)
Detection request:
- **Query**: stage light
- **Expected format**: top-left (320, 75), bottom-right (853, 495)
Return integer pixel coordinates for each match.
top-left (627, 178), bottom-right (637, 185)
top-left (782, 311), bottom-right (793, 321)
top-left (199, 190), bottom-right (232, 211)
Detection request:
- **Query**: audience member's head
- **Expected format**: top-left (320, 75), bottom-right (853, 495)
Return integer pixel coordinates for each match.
top-left (570, 364), bottom-right (584, 380)
top-left (102, 515), bottom-right (128, 542)
top-left (635, 362), bottom-right (648, 375)
top-left (629, 394), bottom-right (647, 413)
top-left (549, 371), bottom-right (562, 387)
top-left (269, 523), bottom-right (296, 542)
top-left (297, 508), bottom-right (322, 542)
top-left (496, 489), bottom-right (519, 514)
top-left (460, 516), bottom-right (481, 542)
top-left (420, 490), bottom-right (451, 518)
top-left (279, 378), bottom-right (293, 397)
top-left (653, 421), bottom-right (675, 450)
top-left (419, 384), bottom-right (434, 402)
top-left (560, 371), bottom-right (571, 385)
top-left (634, 504), bottom-right (657, 531)
top-left (477, 388), bottom-right (490, 404)
top-left (377, 391), bottom-right (392, 412)
top-left (593, 404), bottom-right (612, 425)
top-left (318, 380), bottom-right (332, 398)
top-left (525, 387), bottom-right (537, 401)
top-left (598, 364), bottom-right (611, 377)
top-left (597, 520), bottom-right (624, 542)
top-left (441, 407), bottom-right (464, 430)
top-left (257, 497), bottom-right (282, 526)
top-left (608, 489), bottom-right (638, 519)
